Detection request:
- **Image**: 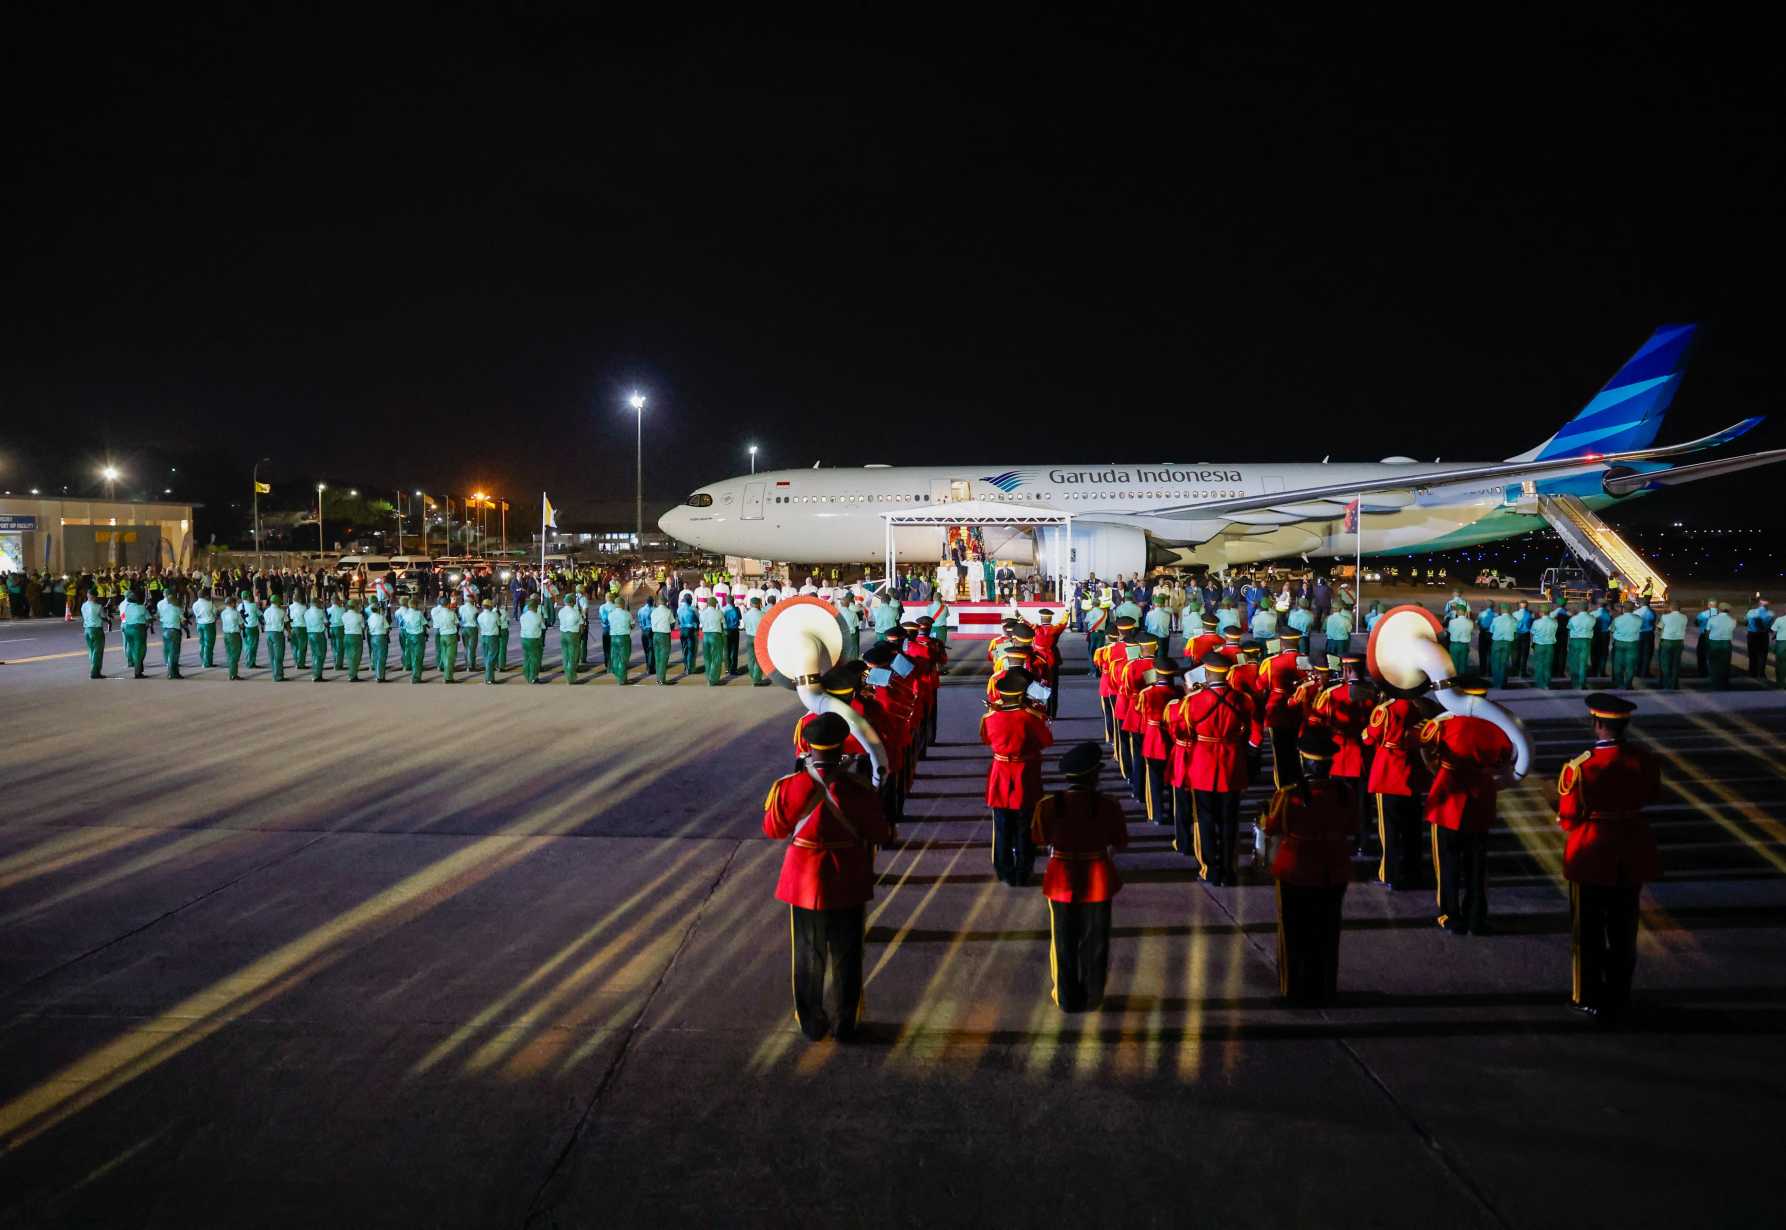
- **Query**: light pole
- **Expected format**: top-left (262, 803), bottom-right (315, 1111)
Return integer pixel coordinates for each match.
top-left (316, 483), bottom-right (326, 557)
top-left (101, 465), bottom-right (120, 501)
top-left (748, 444), bottom-right (758, 474)
top-left (252, 457), bottom-right (270, 569)
top-left (629, 391), bottom-right (646, 550)
top-left (472, 492), bottom-right (489, 556)
top-left (415, 490), bottom-right (428, 557)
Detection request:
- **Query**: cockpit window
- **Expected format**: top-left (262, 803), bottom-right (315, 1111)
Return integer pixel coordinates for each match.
top-left (686, 493), bottom-right (713, 507)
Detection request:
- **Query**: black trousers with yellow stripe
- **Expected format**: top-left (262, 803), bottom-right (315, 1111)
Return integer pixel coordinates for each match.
top-left (1433, 826), bottom-right (1489, 932)
top-left (1276, 882), bottom-right (1345, 1005)
top-left (1143, 756), bottom-right (1173, 826)
top-left (991, 808), bottom-right (1035, 885)
top-left (1194, 789), bottom-right (1241, 885)
top-left (1571, 882), bottom-right (1642, 1012)
top-left (790, 904), bottom-right (866, 1042)
top-left (1173, 788), bottom-right (1198, 861)
top-left (1375, 792), bottom-right (1425, 888)
top-left (1047, 899), bottom-right (1112, 1013)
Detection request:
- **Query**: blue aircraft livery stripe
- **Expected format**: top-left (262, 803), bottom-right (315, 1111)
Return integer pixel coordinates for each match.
top-left (1536, 323), bottom-right (1696, 460)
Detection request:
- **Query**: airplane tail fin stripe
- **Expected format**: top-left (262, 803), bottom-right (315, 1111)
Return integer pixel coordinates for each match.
top-left (1509, 324), bottom-right (1698, 462)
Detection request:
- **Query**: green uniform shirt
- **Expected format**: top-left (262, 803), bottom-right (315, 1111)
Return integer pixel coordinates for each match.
top-left (1706, 612), bottom-right (1737, 642)
top-left (1658, 611), bottom-right (1688, 641)
top-left (1567, 612), bottom-right (1596, 639)
top-left (1491, 613), bottom-right (1517, 642)
top-left (81, 599), bottom-right (106, 628)
top-left (1530, 617), bottom-right (1557, 646)
top-left (1447, 615), bottom-right (1473, 643)
top-left (1611, 612), bottom-right (1642, 642)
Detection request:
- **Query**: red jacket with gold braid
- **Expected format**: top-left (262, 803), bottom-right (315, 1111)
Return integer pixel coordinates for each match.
top-left (1094, 643), bottom-right (1120, 698)
top-left (1119, 655), bottom-right (1151, 734)
top-left (1032, 622), bottom-right (1063, 672)
top-left (1182, 683), bottom-right (1257, 792)
top-left (1030, 787), bottom-right (1128, 903)
top-left (1557, 742), bottom-right (1663, 885)
top-left (763, 769), bottom-right (892, 909)
top-left (1363, 697), bottom-right (1422, 796)
top-left (1164, 696), bottom-right (1197, 789)
top-left (1262, 650), bottom-right (1303, 732)
top-left (1138, 681), bottom-right (1177, 761)
top-left (857, 693), bottom-right (905, 776)
top-left (980, 704), bottom-right (1053, 810)
top-left (1188, 631), bottom-right (1222, 662)
top-left (1419, 714), bottom-right (1512, 832)
top-left (1263, 779), bottom-right (1357, 886)
top-left (1311, 682), bottom-right (1375, 779)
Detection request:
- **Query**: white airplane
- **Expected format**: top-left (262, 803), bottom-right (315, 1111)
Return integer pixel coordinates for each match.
top-left (658, 324), bottom-right (1784, 578)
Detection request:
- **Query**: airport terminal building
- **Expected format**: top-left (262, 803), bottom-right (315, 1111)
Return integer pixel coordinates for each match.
top-left (0, 496), bottom-right (196, 574)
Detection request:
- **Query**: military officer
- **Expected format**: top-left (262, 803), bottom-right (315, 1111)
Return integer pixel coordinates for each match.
top-left (981, 667), bottom-right (1053, 885)
top-left (367, 598), bottom-right (390, 682)
top-left (191, 589), bottom-right (217, 668)
top-left (1030, 741), bottom-right (1128, 1013)
top-left (1557, 694), bottom-right (1662, 1023)
top-left (1363, 684), bottom-right (1427, 888)
top-left (477, 600), bottom-right (501, 683)
top-left (762, 711), bottom-right (892, 1043)
top-left (80, 588), bottom-right (108, 678)
top-left (556, 594), bottom-right (583, 684)
top-left (1566, 603), bottom-right (1597, 689)
top-left (156, 588), bottom-right (186, 679)
top-left (1261, 731), bottom-right (1356, 1006)
top-left (519, 595), bottom-right (546, 683)
top-left (304, 596), bottom-right (329, 681)
top-left (1183, 651), bottom-right (1259, 886)
top-left (1420, 676), bottom-right (1513, 933)
top-left (342, 598), bottom-right (366, 681)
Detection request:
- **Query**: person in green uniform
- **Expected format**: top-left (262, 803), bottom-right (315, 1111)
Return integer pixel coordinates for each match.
top-left (649, 595), bottom-right (675, 684)
top-left (1656, 600), bottom-right (1687, 689)
top-left (557, 595), bottom-right (583, 684)
top-left (477, 600), bottom-right (501, 683)
top-left (327, 596), bottom-right (347, 668)
top-left (837, 594), bottom-right (862, 662)
top-left (342, 599), bottom-right (366, 681)
top-left (606, 598), bottom-right (633, 683)
top-left (264, 598), bottom-right (288, 681)
top-left (220, 596), bottom-right (243, 679)
top-left (367, 600), bottom-right (390, 682)
top-left (1609, 603), bottom-right (1642, 689)
top-left (81, 590), bottom-right (108, 678)
top-left (239, 593), bottom-right (262, 668)
top-left (699, 595), bottom-right (725, 685)
top-left (1489, 603), bottom-right (1517, 689)
top-left (433, 596), bottom-right (460, 683)
top-left (398, 597), bottom-right (425, 682)
top-left (1775, 617), bottom-right (1786, 689)
top-left (1566, 603), bottom-right (1596, 689)
top-left (156, 590), bottom-right (186, 679)
top-left (305, 599), bottom-right (329, 681)
top-left (519, 595), bottom-right (546, 683)
top-left (1528, 603), bottom-right (1558, 689)
top-left (494, 601), bottom-right (511, 671)
top-left (192, 589), bottom-right (218, 668)
top-left (288, 596), bottom-right (309, 669)
top-left (1446, 607), bottom-right (1474, 677)
top-left (1704, 602), bottom-right (1737, 690)
top-left (740, 596), bottom-right (765, 686)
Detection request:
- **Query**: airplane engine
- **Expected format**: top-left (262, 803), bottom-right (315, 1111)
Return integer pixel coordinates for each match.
top-left (1366, 603), bottom-right (1531, 781)
top-left (753, 595), bottom-right (888, 783)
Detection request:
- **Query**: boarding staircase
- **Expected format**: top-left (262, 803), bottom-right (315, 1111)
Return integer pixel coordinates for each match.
top-left (1536, 494), bottom-right (1669, 602)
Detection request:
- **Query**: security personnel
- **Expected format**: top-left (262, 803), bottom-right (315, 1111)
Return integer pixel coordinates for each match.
top-left (475, 600), bottom-right (500, 683)
top-left (263, 597), bottom-right (288, 681)
top-left (519, 595), bottom-right (546, 683)
top-left (1609, 603), bottom-right (1642, 688)
top-left (1566, 604), bottom-right (1596, 689)
top-left (1183, 651), bottom-right (1258, 886)
top-left (1030, 741), bottom-right (1127, 1012)
top-left (653, 595), bottom-right (678, 684)
top-left (981, 667), bottom-right (1053, 886)
top-left (607, 597), bottom-right (633, 683)
top-left (342, 598), bottom-right (366, 681)
top-left (1137, 653), bottom-right (1181, 826)
top-left (156, 588), bottom-right (186, 679)
top-left (80, 589), bottom-right (108, 678)
top-left (1261, 731), bottom-right (1356, 1006)
top-left (1419, 676), bottom-right (1513, 933)
top-left (1489, 603), bottom-right (1517, 689)
top-left (239, 592), bottom-right (262, 668)
top-left (367, 599), bottom-right (390, 682)
top-left (762, 711), bottom-right (892, 1043)
top-left (1363, 685), bottom-right (1427, 888)
top-left (1557, 694), bottom-right (1662, 1022)
top-left (327, 595), bottom-right (348, 669)
top-left (288, 594), bottom-right (309, 670)
top-left (191, 589), bottom-right (217, 668)
top-left (556, 595), bottom-right (583, 684)
top-left (1529, 600), bottom-right (1558, 688)
top-left (1656, 600), bottom-right (1687, 689)
top-left (1445, 606), bottom-right (1474, 675)
top-left (1310, 654), bottom-right (1375, 841)
top-left (219, 593), bottom-right (244, 680)
top-left (304, 596), bottom-right (329, 681)
top-left (699, 595), bottom-right (726, 685)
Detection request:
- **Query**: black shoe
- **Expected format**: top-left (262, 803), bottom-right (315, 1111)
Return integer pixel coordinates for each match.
top-left (1568, 1002), bottom-right (1600, 1020)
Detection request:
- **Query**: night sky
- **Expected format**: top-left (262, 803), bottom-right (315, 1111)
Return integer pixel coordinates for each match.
top-left (5, 10), bottom-right (1780, 532)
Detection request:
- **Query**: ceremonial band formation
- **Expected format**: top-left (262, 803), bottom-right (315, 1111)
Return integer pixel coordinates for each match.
top-left (760, 606), bottom-right (1664, 1042)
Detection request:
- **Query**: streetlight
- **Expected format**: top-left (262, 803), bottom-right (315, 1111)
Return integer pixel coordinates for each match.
top-left (472, 492), bottom-right (488, 555)
top-left (748, 444), bottom-right (758, 474)
top-left (252, 457), bottom-right (271, 569)
top-left (414, 490), bottom-right (428, 556)
top-left (316, 483), bottom-right (326, 556)
top-left (628, 391), bottom-right (646, 549)
top-left (101, 465), bottom-right (120, 500)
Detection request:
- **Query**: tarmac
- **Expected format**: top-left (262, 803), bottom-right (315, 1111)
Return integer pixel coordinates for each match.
top-left (1, 609), bottom-right (1783, 1228)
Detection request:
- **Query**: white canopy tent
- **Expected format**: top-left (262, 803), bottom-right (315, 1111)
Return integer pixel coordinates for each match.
top-left (879, 500), bottom-right (1072, 602)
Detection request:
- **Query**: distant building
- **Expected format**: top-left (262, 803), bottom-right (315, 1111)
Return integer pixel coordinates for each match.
top-left (0, 496), bottom-right (197, 573)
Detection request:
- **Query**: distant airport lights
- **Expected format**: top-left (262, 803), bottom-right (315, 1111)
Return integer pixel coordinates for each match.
top-left (749, 444), bottom-right (758, 473)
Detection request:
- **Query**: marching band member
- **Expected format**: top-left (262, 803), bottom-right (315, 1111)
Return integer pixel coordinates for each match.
top-left (1030, 741), bottom-right (1128, 1012)
top-left (981, 667), bottom-right (1053, 886)
top-left (1262, 730), bottom-right (1356, 1006)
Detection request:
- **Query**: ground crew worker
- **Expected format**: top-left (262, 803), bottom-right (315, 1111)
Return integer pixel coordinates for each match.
top-left (1030, 741), bottom-right (1127, 1013)
top-left (981, 667), bottom-right (1052, 886)
top-left (477, 600), bottom-right (501, 683)
top-left (342, 598), bottom-right (366, 681)
top-left (698, 595), bottom-right (725, 685)
top-left (218, 593), bottom-right (243, 679)
top-left (458, 592), bottom-right (480, 674)
top-left (263, 597), bottom-right (288, 681)
top-left (762, 711), bottom-right (892, 1043)
top-left (1363, 684), bottom-right (1426, 888)
top-left (304, 597), bottom-right (328, 681)
top-left (1138, 654), bottom-right (1181, 827)
top-left (80, 589), bottom-right (108, 678)
top-left (156, 588), bottom-right (185, 679)
top-left (1419, 675), bottom-right (1512, 934)
top-left (192, 589), bottom-right (217, 668)
top-left (240, 592), bottom-right (262, 668)
top-left (327, 595), bottom-right (347, 669)
top-left (367, 600), bottom-right (390, 682)
top-left (1262, 730), bottom-right (1356, 1006)
top-left (651, 595), bottom-right (677, 684)
top-left (1529, 601), bottom-right (1558, 688)
top-left (607, 597), bottom-right (633, 683)
top-left (1566, 603), bottom-right (1596, 689)
top-left (1704, 602), bottom-right (1737, 689)
top-left (288, 595), bottom-right (309, 669)
top-left (1609, 603), bottom-right (1642, 688)
top-left (1184, 651), bottom-right (1258, 886)
top-left (1557, 693), bottom-right (1661, 1024)
top-left (1446, 606), bottom-right (1474, 675)
top-left (556, 595), bottom-right (583, 684)
top-left (519, 596), bottom-right (546, 683)
top-left (1655, 600), bottom-right (1686, 689)
top-left (1489, 603), bottom-right (1516, 688)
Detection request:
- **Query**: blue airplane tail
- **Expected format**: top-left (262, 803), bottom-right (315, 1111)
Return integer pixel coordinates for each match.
top-left (1509, 323), bottom-right (1698, 462)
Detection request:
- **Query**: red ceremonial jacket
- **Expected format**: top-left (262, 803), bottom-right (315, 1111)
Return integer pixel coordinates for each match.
top-left (1262, 651), bottom-right (1303, 731)
top-left (1263, 779), bottom-right (1357, 886)
top-left (1229, 660), bottom-right (1265, 709)
top-left (1557, 742), bottom-right (1663, 885)
top-left (1362, 698), bottom-right (1422, 796)
top-left (1032, 622), bottom-right (1063, 669)
top-left (1138, 681), bottom-right (1177, 760)
top-left (1095, 644), bottom-right (1119, 698)
top-left (763, 769), bottom-right (892, 909)
top-left (857, 693), bottom-right (905, 775)
top-left (1419, 714), bottom-right (1513, 832)
top-left (1182, 684), bottom-right (1257, 792)
top-left (1311, 682), bottom-right (1375, 778)
top-left (1188, 631), bottom-right (1222, 662)
top-left (980, 705), bottom-right (1053, 810)
top-left (1030, 788), bottom-right (1128, 903)
top-left (1120, 656), bottom-right (1151, 733)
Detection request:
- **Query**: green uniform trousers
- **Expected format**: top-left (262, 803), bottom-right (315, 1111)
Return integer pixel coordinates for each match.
top-left (438, 633), bottom-right (458, 682)
top-left (1530, 641), bottom-right (1555, 688)
top-left (1657, 639), bottom-right (1683, 689)
top-left (85, 627), bottom-right (106, 677)
top-left (1707, 641), bottom-right (1732, 690)
top-left (1490, 641), bottom-right (1512, 689)
top-left (650, 631), bottom-right (672, 683)
top-left (371, 633), bottom-right (389, 681)
top-left (522, 636), bottom-right (544, 682)
top-left (330, 626), bottom-right (345, 668)
top-left (1566, 637), bottom-right (1592, 689)
top-left (494, 629), bottom-right (509, 669)
top-left (1609, 640), bottom-right (1638, 690)
top-left (224, 631), bottom-right (242, 678)
top-left (311, 631), bottom-right (328, 680)
top-left (292, 627), bottom-right (308, 668)
top-left (746, 633), bottom-right (763, 685)
top-left (464, 629), bottom-right (479, 671)
top-left (561, 629), bottom-right (579, 683)
top-left (243, 627), bottom-right (260, 667)
top-left (1775, 643), bottom-right (1786, 689)
top-left (1449, 642), bottom-right (1470, 677)
top-left (162, 629), bottom-right (183, 678)
top-left (483, 638), bottom-right (499, 683)
top-left (198, 623), bottom-right (216, 667)
top-left (609, 636), bottom-right (629, 684)
top-left (704, 631), bottom-right (725, 684)
top-left (345, 633), bottom-right (364, 680)
top-left (267, 631), bottom-right (286, 680)
top-left (407, 633), bottom-right (425, 682)
top-left (844, 631), bottom-right (861, 663)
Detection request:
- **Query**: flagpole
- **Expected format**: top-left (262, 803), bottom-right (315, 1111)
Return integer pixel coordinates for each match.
top-left (541, 493), bottom-right (547, 577)
top-left (1355, 491), bottom-right (1364, 617)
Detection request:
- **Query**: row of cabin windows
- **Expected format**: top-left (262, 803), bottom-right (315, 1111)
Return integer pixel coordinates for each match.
top-left (766, 489), bottom-right (1242, 505)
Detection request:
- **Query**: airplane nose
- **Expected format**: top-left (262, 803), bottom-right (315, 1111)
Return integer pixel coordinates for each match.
top-left (657, 506), bottom-right (685, 538)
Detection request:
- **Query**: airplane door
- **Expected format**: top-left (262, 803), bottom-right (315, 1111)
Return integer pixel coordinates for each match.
top-left (929, 479), bottom-right (954, 504)
top-left (742, 482), bottom-right (765, 520)
top-left (930, 478), bottom-right (972, 504)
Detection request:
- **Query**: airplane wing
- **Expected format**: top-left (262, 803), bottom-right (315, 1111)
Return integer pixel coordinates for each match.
top-left (1149, 417), bottom-right (1764, 519)
top-left (1601, 447), bottom-right (1786, 495)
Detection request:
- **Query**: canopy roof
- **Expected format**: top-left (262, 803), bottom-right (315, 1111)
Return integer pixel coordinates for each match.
top-left (878, 499), bottom-right (1068, 526)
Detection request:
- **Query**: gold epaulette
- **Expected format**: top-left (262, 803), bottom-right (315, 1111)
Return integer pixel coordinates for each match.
top-left (1314, 684), bottom-right (1339, 711)
top-left (1368, 699), bottom-right (1393, 728)
top-left (1418, 717), bottom-right (1445, 744)
top-left (1557, 749), bottom-right (1592, 797)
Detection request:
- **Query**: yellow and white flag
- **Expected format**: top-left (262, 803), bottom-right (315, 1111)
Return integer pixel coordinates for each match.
top-left (542, 493), bottom-right (558, 529)
top-left (253, 481), bottom-right (271, 494)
